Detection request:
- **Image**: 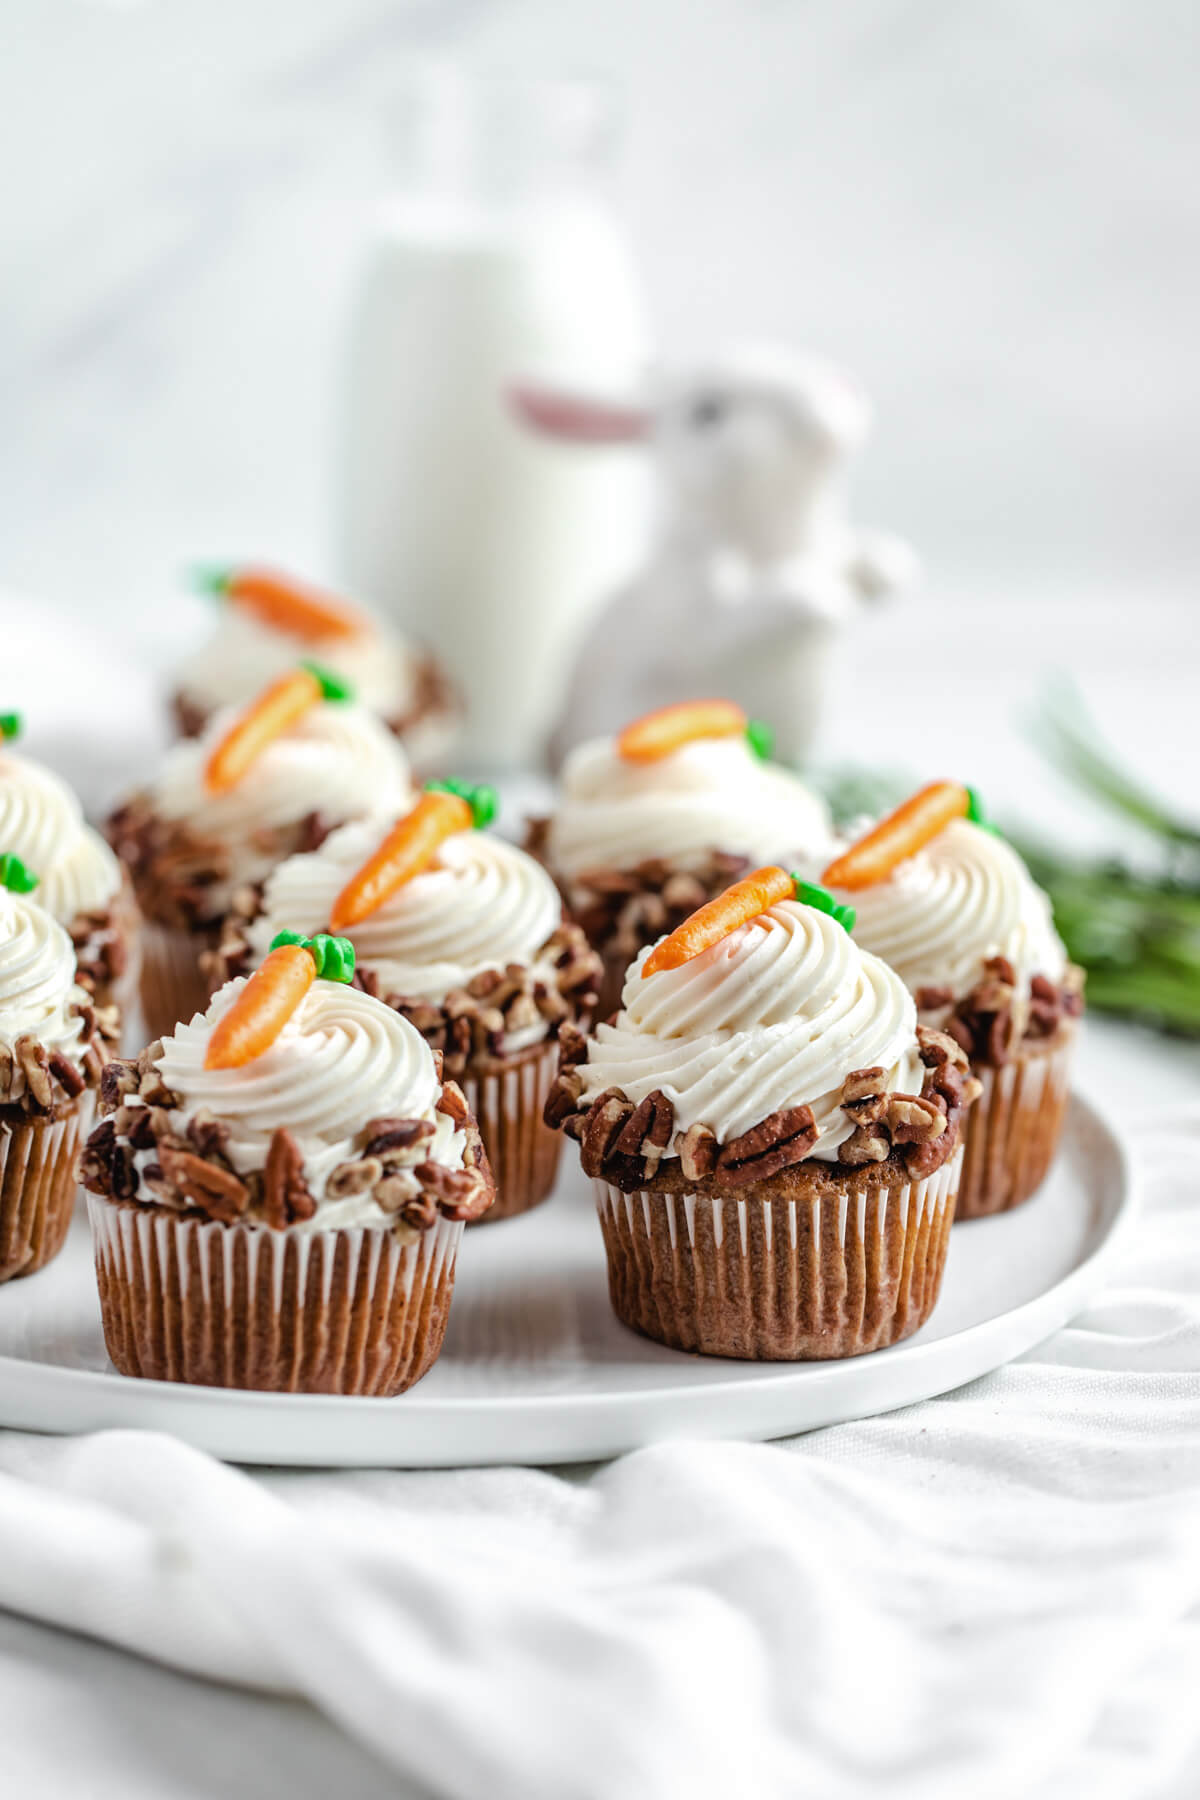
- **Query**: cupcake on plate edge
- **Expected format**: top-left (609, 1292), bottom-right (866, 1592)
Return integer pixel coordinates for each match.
top-left (0, 865), bottom-right (115, 1280)
top-left (529, 699), bottom-right (833, 1017)
top-left (210, 780), bottom-right (601, 1222)
top-left (107, 662), bottom-right (413, 1041)
top-left (545, 868), bottom-right (980, 1360)
top-left (171, 563), bottom-right (459, 769)
top-left (81, 930), bottom-right (493, 1393)
top-left (819, 782), bottom-right (1082, 1219)
top-left (1, 713), bottom-right (140, 1030)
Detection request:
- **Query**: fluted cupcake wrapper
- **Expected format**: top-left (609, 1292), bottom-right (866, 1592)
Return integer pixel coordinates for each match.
top-left (0, 1106), bottom-right (86, 1282)
top-left (956, 1030), bottom-right (1076, 1220)
top-left (138, 920), bottom-right (217, 1043)
top-left (461, 1038), bottom-right (563, 1224)
top-left (87, 1197), bottom-right (462, 1394)
top-left (593, 1148), bottom-right (961, 1361)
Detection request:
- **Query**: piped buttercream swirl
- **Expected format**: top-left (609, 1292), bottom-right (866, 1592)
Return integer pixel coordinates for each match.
top-left (175, 605), bottom-right (424, 718)
top-left (0, 890), bottom-right (88, 1071)
top-left (579, 900), bottom-right (923, 1162)
top-left (248, 818), bottom-right (562, 1004)
top-left (153, 977), bottom-right (465, 1226)
top-left (0, 750), bottom-right (121, 922)
top-left (828, 818), bottom-right (1066, 1003)
top-left (152, 702), bottom-right (413, 895)
top-left (547, 733), bottom-right (832, 883)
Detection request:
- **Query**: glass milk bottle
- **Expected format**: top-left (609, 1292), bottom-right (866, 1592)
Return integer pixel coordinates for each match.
top-left (332, 71), bottom-right (651, 768)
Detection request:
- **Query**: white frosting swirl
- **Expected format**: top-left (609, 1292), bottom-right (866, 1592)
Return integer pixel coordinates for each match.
top-left (0, 750), bottom-right (121, 922)
top-left (0, 889), bottom-right (88, 1072)
top-left (248, 818), bottom-right (562, 1008)
top-left (153, 977), bottom-right (465, 1227)
top-left (547, 733), bottom-right (832, 883)
top-left (152, 702), bottom-right (413, 897)
top-left (580, 900), bottom-right (922, 1162)
top-left (175, 604), bottom-right (427, 719)
top-left (828, 819), bottom-right (1066, 1004)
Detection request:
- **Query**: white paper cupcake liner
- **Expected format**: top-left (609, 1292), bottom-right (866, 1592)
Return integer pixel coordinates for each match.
top-left (593, 1147), bottom-right (961, 1360)
top-left (957, 1030), bottom-right (1075, 1219)
top-left (87, 1196), bottom-right (463, 1393)
top-left (0, 1106), bottom-right (86, 1282)
top-left (461, 1037), bottom-right (563, 1223)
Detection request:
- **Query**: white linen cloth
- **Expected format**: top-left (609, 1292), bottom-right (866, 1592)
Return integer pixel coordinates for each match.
top-left (0, 1110), bottom-right (1196, 1799)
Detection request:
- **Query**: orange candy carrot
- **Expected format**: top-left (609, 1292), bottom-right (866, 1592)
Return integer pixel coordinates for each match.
top-left (329, 790), bottom-right (474, 931)
top-left (821, 781), bottom-right (971, 892)
top-left (205, 932), bottom-right (356, 1070)
top-left (642, 866), bottom-right (795, 978)
top-left (203, 663), bottom-right (351, 796)
top-left (618, 699), bottom-right (751, 764)
top-left (196, 565), bottom-right (372, 643)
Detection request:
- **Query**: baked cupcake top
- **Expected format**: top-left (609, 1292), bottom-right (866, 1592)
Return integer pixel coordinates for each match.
top-left (174, 565), bottom-right (438, 727)
top-left (86, 934), bottom-right (493, 1231)
top-left (154, 699), bottom-right (410, 851)
top-left (0, 737), bottom-right (122, 923)
top-left (548, 868), bottom-right (978, 1192)
top-left (0, 875), bottom-right (114, 1111)
top-left (246, 815), bottom-right (562, 1005)
top-left (814, 782), bottom-right (1080, 1058)
top-left (0, 884), bottom-right (89, 1072)
top-left (577, 894), bottom-right (921, 1164)
top-left (830, 816), bottom-right (1066, 1002)
top-left (110, 669), bottom-right (414, 927)
top-left (546, 710), bottom-right (831, 884)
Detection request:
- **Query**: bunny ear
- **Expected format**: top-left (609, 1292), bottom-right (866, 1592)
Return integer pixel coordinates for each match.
top-left (508, 383), bottom-right (651, 444)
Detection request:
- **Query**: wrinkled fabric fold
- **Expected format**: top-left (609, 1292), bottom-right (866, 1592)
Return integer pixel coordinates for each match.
top-left (0, 1113), bottom-right (1193, 1800)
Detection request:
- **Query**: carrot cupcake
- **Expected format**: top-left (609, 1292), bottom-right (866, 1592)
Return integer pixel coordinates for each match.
top-left (820, 783), bottom-right (1083, 1219)
top-left (531, 700), bottom-right (833, 1017)
top-left (171, 564), bottom-right (458, 768)
top-left (107, 664), bottom-right (413, 1041)
top-left (81, 931), bottom-right (493, 1392)
top-left (545, 869), bottom-right (979, 1360)
top-left (0, 866), bottom-right (115, 1280)
top-left (210, 783), bottom-right (601, 1222)
top-left (1, 715), bottom-right (140, 1029)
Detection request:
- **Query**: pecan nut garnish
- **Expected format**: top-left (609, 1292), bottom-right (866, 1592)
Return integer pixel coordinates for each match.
top-left (158, 1145), bottom-right (250, 1224)
top-left (676, 1122), bottom-right (718, 1182)
top-left (839, 1066), bottom-right (886, 1124)
top-left (578, 1090), bottom-right (632, 1178)
top-left (14, 1035), bottom-right (53, 1111)
top-left (262, 1127), bottom-right (316, 1228)
top-left (715, 1105), bottom-right (818, 1186)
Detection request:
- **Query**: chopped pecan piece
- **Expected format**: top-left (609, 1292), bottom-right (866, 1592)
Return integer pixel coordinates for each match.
top-left (614, 1089), bottom-right (674, 1164)
top-left (716, 1106), bottom-right (818, 1186)
top-left (158, 1145), bottom-right (250, 1223)
top-left (413, 1160), bottom-right (493, 1222)
top-left (676, 1122), bottom-right (718, 1181)
top-left (914, 984), bottom-right (955, 1013)
top-left (326, 1156), bottom-right (383, 1198)
top-left (15, 1036), bottom-right (53, 1111)
top-left (578, 1090), bottom-right (632, 1178)
top-left (48, 1051), bottom-right (86, 1100)
top-left (840, 1066), bottom-right (886, 1124)
top-left (364, 1118), bottom-right (435, 1158)
top-left (839, 1123), bottom-right (891, 1166)
top-left (543, 1066), bottom-right (584, 1130)
top-left (885, 1093), bottom-right (946, 1146)
top-left (262, 1128), bottom-right (316, 1228)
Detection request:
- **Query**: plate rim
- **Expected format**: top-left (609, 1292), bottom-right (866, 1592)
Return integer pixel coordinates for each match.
top-left (0, 1091), bottom-right (1135, 1464)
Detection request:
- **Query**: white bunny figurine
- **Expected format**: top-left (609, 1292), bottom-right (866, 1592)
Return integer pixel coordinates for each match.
top-left (512, 346), bottom-right (917, 766)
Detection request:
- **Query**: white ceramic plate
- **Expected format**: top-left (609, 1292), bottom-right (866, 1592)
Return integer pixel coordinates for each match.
top-left (0, 1094), bottom-right (1131, 1467)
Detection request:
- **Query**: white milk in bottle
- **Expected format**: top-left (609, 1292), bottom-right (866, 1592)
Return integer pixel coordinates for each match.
top-left (332, 72), bottom-right (650, 767)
